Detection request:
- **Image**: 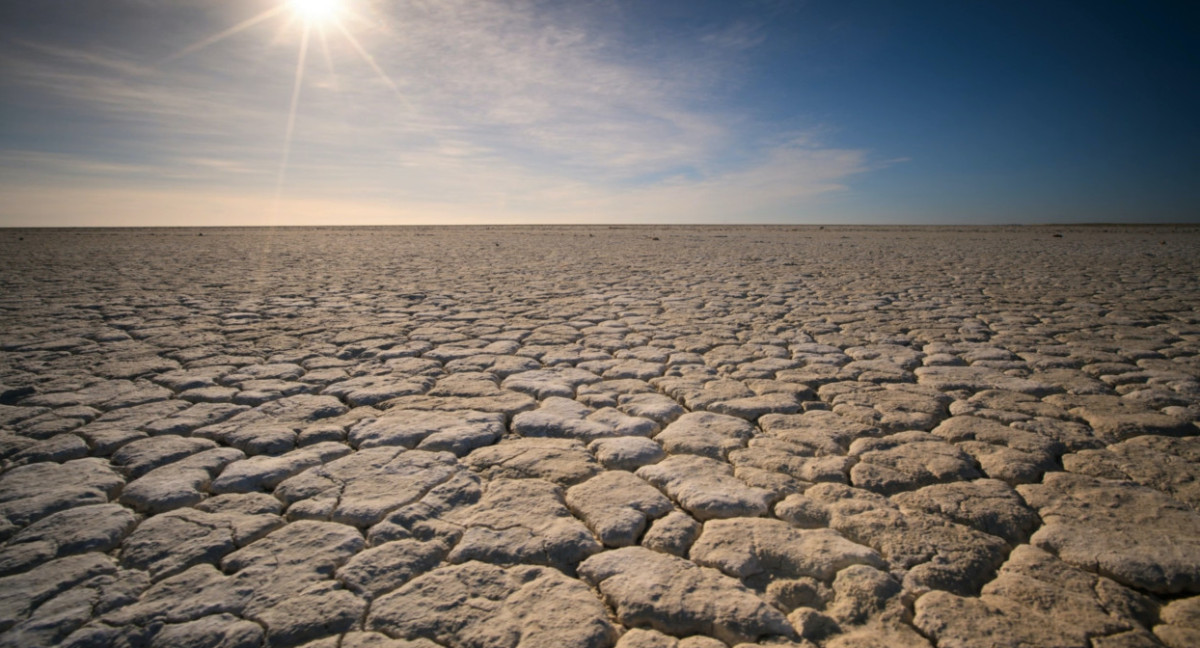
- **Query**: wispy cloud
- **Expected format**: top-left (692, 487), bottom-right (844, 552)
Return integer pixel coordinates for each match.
top-left (701, 21), bottom-right (768, 51)
top-left (0, 0), bottom-right (880, 225)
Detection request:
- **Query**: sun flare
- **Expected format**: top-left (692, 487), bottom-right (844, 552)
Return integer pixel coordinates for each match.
top-left (169, 0), bottom-right (399, 218)
top-left (290, 0), bottom-right (341, 22)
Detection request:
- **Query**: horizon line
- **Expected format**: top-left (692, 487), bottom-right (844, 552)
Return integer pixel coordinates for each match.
top-left (4, 222), bottom-right (1200, 230)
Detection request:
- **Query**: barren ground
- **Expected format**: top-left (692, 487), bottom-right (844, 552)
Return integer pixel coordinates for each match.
top-left (2, 225), bottom-right (1199, 648)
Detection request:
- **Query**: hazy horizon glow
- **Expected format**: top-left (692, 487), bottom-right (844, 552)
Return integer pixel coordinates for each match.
top-left (0, 0), bottom-right (1196, 226)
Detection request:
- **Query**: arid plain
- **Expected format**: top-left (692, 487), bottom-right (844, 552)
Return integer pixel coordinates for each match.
top-left (2, 225), bottom-right (1199, 648)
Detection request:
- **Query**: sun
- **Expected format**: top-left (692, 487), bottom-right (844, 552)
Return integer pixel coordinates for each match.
top-left (169, 0), bottom-right (398, 218)
top-left (290, 0), bottom-right (341, 23)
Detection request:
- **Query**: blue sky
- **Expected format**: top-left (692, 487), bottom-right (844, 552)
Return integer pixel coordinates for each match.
top-left (0, 0), bottom-right (1196, 226)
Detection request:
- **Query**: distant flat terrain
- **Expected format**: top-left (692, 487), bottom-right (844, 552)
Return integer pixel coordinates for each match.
top-left (2, 225), bottom-right (1199, 647)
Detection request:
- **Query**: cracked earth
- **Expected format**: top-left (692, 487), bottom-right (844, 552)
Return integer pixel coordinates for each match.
top-left (2, 225), bottom-right (1199, 648)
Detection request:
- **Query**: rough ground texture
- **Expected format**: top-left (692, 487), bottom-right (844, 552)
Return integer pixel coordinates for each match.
top-left (2, 225), bottom-right (1199, 648)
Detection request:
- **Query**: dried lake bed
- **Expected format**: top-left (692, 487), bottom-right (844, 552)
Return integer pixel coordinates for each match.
top-left (1, 225), bottom-right (1199, 648)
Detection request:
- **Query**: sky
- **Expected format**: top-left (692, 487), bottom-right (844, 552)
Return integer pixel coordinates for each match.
top-left (0, 0), bottom-right (1197, 226)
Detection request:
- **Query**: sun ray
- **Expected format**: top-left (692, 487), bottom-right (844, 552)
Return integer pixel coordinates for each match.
top-left (271, 22), bottom-right (312, 220)
top-left (333, 19), bottom-right (410, 108)
top-left (170, 0), bottom-right (408, 220)
top-left (164, 5), bottom-right (288, 63)
top-left (315, 24), bottom-right (341, 92)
